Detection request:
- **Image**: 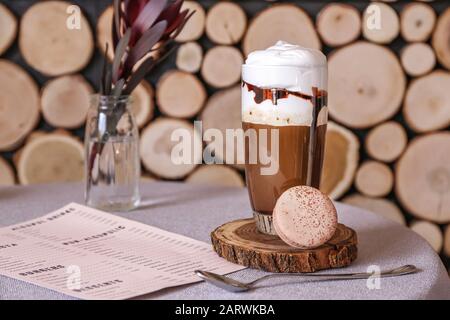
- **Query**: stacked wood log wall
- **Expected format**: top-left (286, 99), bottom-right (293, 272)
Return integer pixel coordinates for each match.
top-left (0, 0), bottom-right (449, 271)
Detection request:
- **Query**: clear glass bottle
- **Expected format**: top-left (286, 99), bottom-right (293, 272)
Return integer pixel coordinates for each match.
top-left (84, 95), bottom-right (140, 211)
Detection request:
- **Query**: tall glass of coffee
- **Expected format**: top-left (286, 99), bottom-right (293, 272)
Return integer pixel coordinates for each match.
top-left (242, 41), bottom-right (328, 235)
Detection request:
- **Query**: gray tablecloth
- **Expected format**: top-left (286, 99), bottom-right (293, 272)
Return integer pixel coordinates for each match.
top-left (0, 182), bottom-right (449, 300)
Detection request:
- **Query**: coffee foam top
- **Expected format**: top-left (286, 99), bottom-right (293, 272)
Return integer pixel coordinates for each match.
top-left (242, 41), bottom-right (327, 93)
top-left (242, 41), bottom-right (327, 126)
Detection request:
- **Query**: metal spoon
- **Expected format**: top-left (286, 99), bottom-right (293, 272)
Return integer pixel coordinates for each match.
top-left (195, 265), bottom-right (420, 292)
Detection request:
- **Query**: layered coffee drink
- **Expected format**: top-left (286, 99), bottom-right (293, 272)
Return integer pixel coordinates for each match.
top-left (242, 41), bottom-right (328, 235)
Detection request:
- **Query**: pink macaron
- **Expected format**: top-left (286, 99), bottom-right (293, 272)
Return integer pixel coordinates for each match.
top-left (273, 186), bottom-right (338, 249)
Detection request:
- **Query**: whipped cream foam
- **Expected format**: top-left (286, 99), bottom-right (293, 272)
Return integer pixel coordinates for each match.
top-left (242, 41), bottom-right (327, 126)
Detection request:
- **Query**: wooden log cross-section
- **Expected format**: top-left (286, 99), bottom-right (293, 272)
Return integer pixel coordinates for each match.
top-left (355, 161), bottom-right (394, 198)
top-left (320, 122), bottom-right (360, 200)
top-left (404, 71), bottom-right (450, 133)
top-left (410, 220), bottom-right (443, 253)
top-left (343, 194), bottom-right (406, 225)
top-left (19, 1), bottom-right (94, 76)
top-left (140, 118), bottom-right (202, 180)
top-left (176, 1), bottom-right (205, 42)
top-left (211, 220), bottom-right (357, 273)
top-left (200, 85), bottom-right (243, 170)
top-left (401, 2), bottom-right (436, 42)
top-left (16, 132), bottom-right (84, 185)
top-left (201, 46), bottom-right (243, 88)
top-left (130, 80), bottom-right (154, 129)
top-left (316, 3), bottom-right (361, 47)
top-left (396, 132), bottom-right (450, 224)
top-left (328, 42), bottom-right (406, 129)
top-left (186, 165), bottom-right (244, 188)
top-left (365, 121), bottom-right (408, 163)
top-left (0, 157), bottom-right (15, 186)
top-left (0, 3), bottom-right (17, 56)
top-left (176, 42), bottom-right (203, 73)
top-left (156, 70), bottom-right (206, 119)
top-left (205, 1), bottom-right (247, 45)
top-left (362, 2), bottom-right (400, 44)
top-left (41, 75), bottom-right (93, 129)
top-left (243, 4), bottom-right (321, 56)
top-left (0, 60), bottom-right (40, 152)
top-left (400, 43), bottom-right (436, 77)
top-left (432, 8), bottom-right (450, 71)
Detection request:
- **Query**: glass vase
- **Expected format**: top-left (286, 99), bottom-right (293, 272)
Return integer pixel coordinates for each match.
top-left (84, 95), bottom-right (141, 211)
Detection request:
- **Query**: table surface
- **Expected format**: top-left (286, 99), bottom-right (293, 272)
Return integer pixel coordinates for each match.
top-left (0, 182), bottom-right (449, 300)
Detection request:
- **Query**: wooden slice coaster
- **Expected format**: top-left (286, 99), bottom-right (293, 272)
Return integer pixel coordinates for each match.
top-left (0, 3), bottom-right (17, 56)
top-left (211, 219), bottom-right (357, 273)
top-left (0, 60), bottom-right (40, 151)
top-left (19, 1), bottom-right (93, 76)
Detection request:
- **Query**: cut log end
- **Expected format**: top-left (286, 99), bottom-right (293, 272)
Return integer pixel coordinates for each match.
top-left (243, 4), bottom-right (321, 56)
top-left (200, 86), bottom-right (243, 170)
top-left (432, 8), bottom-right (450, 70)
top-left (0, 60), bottom-right (40, 152)
top-left (206, 1), bottom-right (247, 45)
top-left (176, 42), bottom-right (203, 73)
top-left (401, 43), bottom-right (436, 77)
top-left (211, 219), bottom-right (358, 273)
top-left (362, 2), bottom-right (400, 44)
top-left (176, 1), bottom-right (205, 42)
top-left (156, 70), bottom-right (206, 119)
top-left (130, 80), bottom-right (154, 128)
top-left (201, 46), bottom-right (243, 88)
top-left (316, 3), bottom-right (361, 47)
top-left (365, 121), bottom-right (408, 163)
top-left (355, 161), bottom-right (394, 197)
top-left (329, 42), bottom-right (406, 129)
top-left (343, 194), bottom-right (406, 225)
top-left (320, 122), bottom-right (360, 200)
top-left (17, 133), bottom-right (84, 185)
top-left (0, 157), bottom-right (15, 185)
top-left (19, 1), bottom-right (94, 76)
top-left (0, 3), bottom-right (17, 56)
top-left (410, 220), bottom-right (443, 253)
top-left (401, 2), bottom-right (436, 42)
top-left (396, 133), bottom-right (450, 224)
top-left (404, 71), bottom-right (450, 133)
top-left (140, 118), bottom-right (201, 179)
top-left (96, 5), bottom-right (114, 61)
top-left (41, 75), bottom-right (93, 129)
top-left (186, 165), bottom-right (244, 188)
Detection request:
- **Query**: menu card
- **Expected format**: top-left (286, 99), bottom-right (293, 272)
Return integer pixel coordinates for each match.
top-left (0, 203), bottom-right (244, 299)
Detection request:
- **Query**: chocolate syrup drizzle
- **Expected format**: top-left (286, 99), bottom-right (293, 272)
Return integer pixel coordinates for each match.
top-left (242, 81), bottom-right (328, 186)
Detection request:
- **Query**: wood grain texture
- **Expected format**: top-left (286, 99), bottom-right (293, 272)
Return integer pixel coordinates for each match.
top-left (211, 219), bottom-right (357, 273)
